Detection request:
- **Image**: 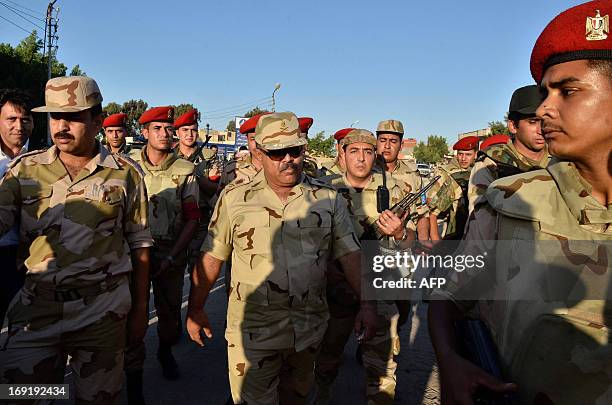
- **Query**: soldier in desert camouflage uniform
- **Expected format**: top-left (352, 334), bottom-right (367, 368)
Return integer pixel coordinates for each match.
top-left (186, 112), bottom-right (378, 405)
top-left (124, 107), bottom-right (200, 400)
top-left (172, 109), bottom-right (220, 274)
top-left (429, 2), bottom-right (612, 403)
top-left (468, 85), bottom-right (551, 215)
top-left (427, 136), bottom-right (478, 240)
top-left (103, 112), bottom-right (131, 155)
top-left (376, 119), bottom-right (429, 239)
top-left (0, 76), bottom-right (152, 405)
top-left (315, 129), bottom-right (419, 405)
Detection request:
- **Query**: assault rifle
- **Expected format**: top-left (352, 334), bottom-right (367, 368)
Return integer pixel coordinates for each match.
top-left (370, 175), bottom-right (440, 240)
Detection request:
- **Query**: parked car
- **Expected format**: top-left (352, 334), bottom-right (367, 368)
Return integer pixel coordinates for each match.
top-left (417, 163), bottom-right (431, 177)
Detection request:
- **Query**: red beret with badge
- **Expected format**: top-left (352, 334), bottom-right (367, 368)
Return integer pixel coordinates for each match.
top-left (173, 109), bottom-right (198, 128)
top-left (480, 134), bottom-right (510, 151)
top-left (103, 113), bottom-right (128, 128)
top-left (298, 117), bottom-right (314, 134)
top-left (334, 128), bottom-right (353, 142)
top-left (239, 112), bottom-right (272, 134)
top-left (138, 106), bottom-right (174, 125)
top-left (453, 136), bottom-right (479, 151)
top-left (531, 0), bottom-right (612, 83)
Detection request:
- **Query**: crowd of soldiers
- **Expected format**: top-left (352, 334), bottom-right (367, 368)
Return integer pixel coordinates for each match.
top-left (0, 1), bottom-right (610, 404)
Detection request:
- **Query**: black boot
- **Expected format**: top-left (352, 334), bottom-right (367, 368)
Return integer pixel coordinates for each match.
top-left (157, 344), bottom-right (179, 380)
top-left (126, 370), bottom-right (146, 405)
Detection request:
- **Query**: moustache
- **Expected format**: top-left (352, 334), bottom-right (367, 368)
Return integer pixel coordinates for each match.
top-left (54, 132), bottom-right (74, 139)
top-left (280, 162), bottom-right (299, 172)
top-left (541, 124), bottom-right (563, 134)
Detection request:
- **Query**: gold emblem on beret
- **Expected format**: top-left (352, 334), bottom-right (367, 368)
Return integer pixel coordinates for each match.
top-left (586, 10), bottom-right (609, 41)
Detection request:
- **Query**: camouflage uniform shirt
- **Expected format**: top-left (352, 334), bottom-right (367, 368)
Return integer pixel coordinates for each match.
top-left (468, 142), bottom-right (551, 214)
top-left (0, 143), bottom-right (153, 286)
top-left (202, 170), bottom-right (360, 351)
top-left (436, 160), bottom-right (611, 404)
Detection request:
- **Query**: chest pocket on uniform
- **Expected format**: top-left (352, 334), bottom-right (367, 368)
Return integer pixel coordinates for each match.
top-left (234, 214), bottom-right (271, 270)
top-left (299, 209), bottom-right (332, 255)
top-left (148, 176), bottom-right (181, 240)
top-left (70, 186), bottom-right (123, 231)
top-left (21, 185), bottom-right (53, 220)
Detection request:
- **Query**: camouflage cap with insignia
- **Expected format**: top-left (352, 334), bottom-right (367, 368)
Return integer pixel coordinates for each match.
top-left (340, 129), bottom-right (377, 147)
top-left (32, 76), bottom-right (103, 113)
top-left (254, 112), bottom-right (307, 151)
top-left (376, 119), bottom-right (404, 137)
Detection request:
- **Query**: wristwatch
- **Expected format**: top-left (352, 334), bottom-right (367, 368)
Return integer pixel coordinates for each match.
top-left (393, 229), bottom-right (408, 247)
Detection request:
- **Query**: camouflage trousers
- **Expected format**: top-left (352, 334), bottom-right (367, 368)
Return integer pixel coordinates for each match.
top-left (314, 299), bottom-right (399, 405)
top-left (125, 243), bottom-right (187, 371)
top-left (227, 338), bottom-right (320, 405)
top-left (0, 278), bottom-right (130, 404)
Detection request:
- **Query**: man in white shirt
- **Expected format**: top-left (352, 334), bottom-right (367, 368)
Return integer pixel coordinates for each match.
top-left (0, 89), bottom-right (33, 327)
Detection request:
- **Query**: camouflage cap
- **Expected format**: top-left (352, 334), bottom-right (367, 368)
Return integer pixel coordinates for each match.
top-left (376, 119), bottom-right (404, 136)
top-left (254, 112), bottom-right (307, 151)
top-left (32, 76), bottom-right (103, 113)
top-left (340, 129), bottom-right (377, 147)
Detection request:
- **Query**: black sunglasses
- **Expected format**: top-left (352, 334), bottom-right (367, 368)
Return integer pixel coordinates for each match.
top-left (260, 146), bottom-right (304, 161)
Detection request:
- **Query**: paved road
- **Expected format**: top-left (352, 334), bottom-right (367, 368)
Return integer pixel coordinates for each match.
top-left (1, 267), bottom-right (441, 405)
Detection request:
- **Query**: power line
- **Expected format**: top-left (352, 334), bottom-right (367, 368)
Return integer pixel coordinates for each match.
top-left (0, 13), bottom-right (32, 34)
top-left (0, 2), bottom-right (45, 30)
top-left (201, 96), bottom-right (272, 114)
top-left (1, 0), bottom-right (44, 21)
top-left (201, 102), bottom-right (273, 120)
top-left (3, 0), bottom-right (44, 16)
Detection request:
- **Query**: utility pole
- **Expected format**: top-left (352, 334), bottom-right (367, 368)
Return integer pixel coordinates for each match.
top-left (44, 0), bottom-right (58, 145)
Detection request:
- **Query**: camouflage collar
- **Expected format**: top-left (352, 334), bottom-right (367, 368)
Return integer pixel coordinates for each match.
top-left (547, 161), bottom-right (611, 225)
top-left (31, 142), bottom-right (120, 170)
top-left (141, 146), bottom-right (178, 171)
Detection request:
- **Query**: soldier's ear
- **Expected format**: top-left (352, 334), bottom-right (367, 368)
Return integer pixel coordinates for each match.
top-left (507, 119), bottom-right (519, 135)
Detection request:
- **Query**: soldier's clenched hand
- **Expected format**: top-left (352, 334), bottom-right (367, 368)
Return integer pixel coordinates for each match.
top-left (186, 308), bottom-right (213, 347)
top-left (354, 301), bottom-right (378, 342)
top-left (376, 210), bottom-right (408, 240)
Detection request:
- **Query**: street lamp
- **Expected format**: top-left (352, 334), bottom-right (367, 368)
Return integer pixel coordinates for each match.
top-left (350, 120), bottom-right (360, 128)
top-left (272, 83), bottom-right (281, 112)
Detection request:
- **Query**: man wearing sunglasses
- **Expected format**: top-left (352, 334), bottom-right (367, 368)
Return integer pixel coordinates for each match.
top-left (187, 112), bottom-right (377, 405)
top-left (315, 128), bottom-right (416, 404)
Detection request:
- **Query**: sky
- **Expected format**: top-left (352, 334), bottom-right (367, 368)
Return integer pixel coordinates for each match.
top-left (1, 0), bottom-right (585, 143)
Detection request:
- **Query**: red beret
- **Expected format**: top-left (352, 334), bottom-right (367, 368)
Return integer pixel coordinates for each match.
top-left (298, 117), bottom-right (314, 134)
top-left (453, 136), bottom-right (479, 151)
top-left (334, 128), bottom-right (353, 142)
top-left (103, 113), bottom-right (127, 128)
top-left (480, 134), bottom-right (510, 151)
top-left (138, 106), bottom-right (174, 125)
top-left (239, 112), bottom-right (271, 134)
top-left (173, 109), bottom-right (198, 128)
top-left (531, 0), bottom-right (612, 83)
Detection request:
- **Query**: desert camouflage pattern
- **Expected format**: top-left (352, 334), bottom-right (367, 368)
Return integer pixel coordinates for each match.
top-left (437, 160), bottom-right (611, 405)
top-left (427, 158), bottom-right (471, 238)
top-left (319, 156), bottom-right (345, 176)
top-left (386, 159), bottom-right (428, 218)
top-left (340, 129), bottom-right (377, 147)
top-left (227, 340), bottom-right (320, 404)
top-left (31, 76), bottom-right (103, 113)
top-left (0, 144), bottom-right (152, 285)
top-left (129, 148), bottom-right (198, 241)
top-left (214, 153), bottom-right (261, 205)
top-left (254, 112), bottom-right (308, 151)
top-left (315, 172), bottom-right (410, 404)
top-left (202, 170), bottom-right (360, 402)
top-left (376, 119), bottom-right (404, 135)
top-left (0, 143), bottom-right (151, 403)
top-left (467, 142), bottom-right (551, 214)
top-left (303, 153), bottom-right (320, 178)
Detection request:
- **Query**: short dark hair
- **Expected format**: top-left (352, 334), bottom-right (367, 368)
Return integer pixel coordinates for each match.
top-left (507, 111), bottom-right (536, 127)
top-left (0, 89), bottom-right (33, 113)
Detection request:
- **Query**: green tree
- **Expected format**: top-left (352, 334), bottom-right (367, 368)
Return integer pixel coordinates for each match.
top-left (488, 120), bottom-right (510, 135)
top-left (70, 64), bottom-right (86, 76)
top-left (413, 135), bottom-right (449, 164)
top-left (307, 131), bottom-right (335, 157)
top-left (172, 103), bottom-right (196, 120)
top-left (121, 99), bottom-right (149, 136)
top-left (103, 102), bottom-right (122, 116)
